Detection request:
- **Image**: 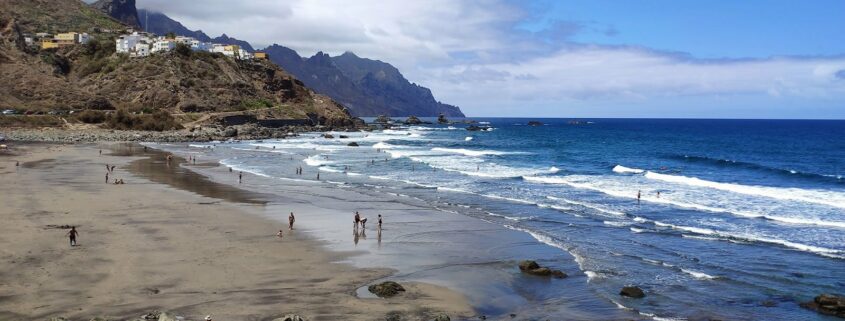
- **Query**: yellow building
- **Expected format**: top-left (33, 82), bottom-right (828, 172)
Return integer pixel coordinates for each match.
top-left (254, 52), bottom-right (268, 59)
top-left (54, 32), bottom-right (78, 46)
top-left (41, 39), bottom-right (59, 49)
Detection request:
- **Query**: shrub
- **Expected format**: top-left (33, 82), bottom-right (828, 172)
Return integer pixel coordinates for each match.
top-left (174, 43), bottom-right (192, 58)
top-left (75, 110), bottom-right (107, 123)
top-left (240, 98), bottom-right (274, 110)
top-left (105, 109), bottom-right (183, 131)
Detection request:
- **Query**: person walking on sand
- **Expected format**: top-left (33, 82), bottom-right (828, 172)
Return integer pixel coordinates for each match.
top-left (239, 171), bottom-right (243, 184)
top-left (105, 172), bottom-right (109, 183)
top-left (67, 226), bottom-right (78, 246)
top-left (637, 190), bottom-right (641, 204)
top-left (289, 212), bottom-right (295, 230)
top-left (378, 214), bottom-right (383, 231)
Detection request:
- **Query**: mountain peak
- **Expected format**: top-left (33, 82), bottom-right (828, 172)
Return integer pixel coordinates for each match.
top-left (92, 0), bottom-right (141, 29)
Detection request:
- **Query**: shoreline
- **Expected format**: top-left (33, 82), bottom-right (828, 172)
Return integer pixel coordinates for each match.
top-left (0, 142), bottom-right (473, 320)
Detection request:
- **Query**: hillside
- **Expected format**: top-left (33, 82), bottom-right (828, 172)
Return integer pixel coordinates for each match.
top-left (135, 9), bottom-right (464, 117)
top-left (0, 0), bottom-right (355, 129)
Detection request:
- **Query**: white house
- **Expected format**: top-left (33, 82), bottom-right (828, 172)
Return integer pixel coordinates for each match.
top-left (116, 32), bottom-right (152, 55)
top-left (132, 41), bottom-right (150, 57)
top-left (151, 40), bottom-right (176, 53)
top-left (190, 39), bottom-right (212, 52)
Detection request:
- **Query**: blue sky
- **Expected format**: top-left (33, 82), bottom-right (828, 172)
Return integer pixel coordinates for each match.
top-left (518, 0), bottom-right (845, 58)
top-left (139, 0), bottom-right (845, 118)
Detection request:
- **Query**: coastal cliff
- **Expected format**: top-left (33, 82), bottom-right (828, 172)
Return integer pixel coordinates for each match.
top-left (0, 0), bottom-right (356, 133)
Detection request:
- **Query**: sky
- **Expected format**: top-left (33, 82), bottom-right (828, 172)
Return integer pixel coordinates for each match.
top-left (130, 0), bottom-right (845, 118)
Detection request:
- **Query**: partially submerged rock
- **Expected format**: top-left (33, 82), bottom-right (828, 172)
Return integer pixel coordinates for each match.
top-left (620, 286), bottom-right (646, 298)
top-left (518, 260), bottom-right (567, 278)
top-left (801, 293), bottom-right (845, 318)
top-left (368, 281), bottom-right (406, 298)
top-left (347, 142), bottom-right (359, 147)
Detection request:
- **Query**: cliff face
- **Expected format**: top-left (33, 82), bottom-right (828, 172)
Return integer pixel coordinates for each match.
top-left (265, 48), bottom-right (465, 117)
top-left (91, 0), bottom-right (141, 29)
top-left (0, 0), bottom-right (355, 127)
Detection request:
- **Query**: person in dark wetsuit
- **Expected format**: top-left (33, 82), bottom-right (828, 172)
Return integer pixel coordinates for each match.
top-left (288, 212), bottom-right (295, 230)
top-left (67, 226), bottom-right (78, 246)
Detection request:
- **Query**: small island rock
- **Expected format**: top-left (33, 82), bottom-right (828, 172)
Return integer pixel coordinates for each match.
top-left (368, 281), bottom-right (406, 298)
top-left (620, 286), bottom-right (646, 298)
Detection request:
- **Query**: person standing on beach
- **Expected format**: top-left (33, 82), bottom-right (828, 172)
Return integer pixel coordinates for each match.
top-left (289, 212), bottom-right (295, 230)
top-left (637, 190), bottom-right (641, 204)
top-left (239, 171), bottom-right (243, 184)
top-left (67, 226), bottom-right (78, 246)
top-left (378, 214), bottom-right (383, 231)
top-left (105, 172), bottom-right (109, 183)
top-left (354, 211), bottom-right (361, 229)
top-left (317, 173), bottom-right (320, 180)
top-left (99, 149), bottom-right (102, 156)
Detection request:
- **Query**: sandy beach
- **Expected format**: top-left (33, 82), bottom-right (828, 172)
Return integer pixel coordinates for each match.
top-left (0, 143), bottom-right (473, 320)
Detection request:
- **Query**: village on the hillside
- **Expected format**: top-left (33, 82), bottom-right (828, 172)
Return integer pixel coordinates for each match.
top-left (24, 29), bottom-right (267, 61)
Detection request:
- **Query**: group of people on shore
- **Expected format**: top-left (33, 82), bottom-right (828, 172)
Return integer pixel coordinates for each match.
top-left (354, 211), bottom-right (382, 231)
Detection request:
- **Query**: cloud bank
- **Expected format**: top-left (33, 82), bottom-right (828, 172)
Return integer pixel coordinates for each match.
top-left (135, 0), bottom-right (845, 118)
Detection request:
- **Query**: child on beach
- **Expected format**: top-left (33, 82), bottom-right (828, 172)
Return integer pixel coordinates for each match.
top-left (67, 226), bottom-right (78, 246)
top-left (277, 230), bottom-right (284, 238)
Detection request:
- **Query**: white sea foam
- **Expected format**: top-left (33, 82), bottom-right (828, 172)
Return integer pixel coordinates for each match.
top-left (304, 155), bottom-right (333, 166)
top-left (644, 171), bottom-right (845, 209)
top-left (612, 165), bottom-right (645, 174)
top-left (465, 136), bottom-right (474, 141)
top-left (680, 268), bottom-right (718, 280)
top-left (546, 195), bottom-right (625, 216)
top-left (431, 147), bottom-right (525, 157)
top-left (549, 166), bottom-right (561, 173)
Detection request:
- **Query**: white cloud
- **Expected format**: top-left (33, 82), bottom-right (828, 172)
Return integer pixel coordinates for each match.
top-left (134, 0), bottom-right (845, 117)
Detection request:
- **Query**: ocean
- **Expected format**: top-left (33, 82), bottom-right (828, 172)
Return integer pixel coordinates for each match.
top-left (153, 118), bottom-right (845, 320)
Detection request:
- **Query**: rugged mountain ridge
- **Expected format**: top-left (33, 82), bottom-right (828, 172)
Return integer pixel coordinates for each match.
top-left (133, 9), bottom-right (464, 117)
top-left (0, 0), bottom-right (356, 128)
top-left (91, 0), bottom-right (141, 29)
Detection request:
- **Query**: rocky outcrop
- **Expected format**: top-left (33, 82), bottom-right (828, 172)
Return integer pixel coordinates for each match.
top-left (432, 314), bottom-right (451, 321)
top-left (368, 281), bottom-right (406, 298)
top-left (347, 142), bottom-right (359, 146)
top-left (620, 286), bottom-right (645, 298)
top-left (272, 315), bottom-right (306, 321)
top-left (801, 294), bottom-right (845, 318)
top-left (404, 115), bottom-right (430, 125)
top-left (91, 0), bottom-right (141, 29)
top-left (518, 260), bottom-right (567, 278)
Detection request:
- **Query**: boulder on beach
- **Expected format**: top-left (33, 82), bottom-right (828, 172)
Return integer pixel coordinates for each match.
top-left (272, 314), bottom-right (306, 321)
top-left (347, 142), bottom-right (359, 147)
top-left (157, 312), bottom-right (179, 321)
top-left (620, 286), bottom-right (646, 298)
top-left (801, 293), bottom-right (845, 318)
top-left (368, 281), bottom-right (406, 298)
top-left (518, 260), bottom-right (567, 278)
top-left (432, 314), bottom-right (451, 321)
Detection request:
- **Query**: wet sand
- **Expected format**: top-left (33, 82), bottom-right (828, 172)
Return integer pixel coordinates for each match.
top-left (0, 143), bottom-right (472, 320)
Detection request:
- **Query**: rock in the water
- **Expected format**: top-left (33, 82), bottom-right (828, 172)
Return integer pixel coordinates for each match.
top-left (432, 314), bottom-right (450, 321)
top-left (518, 260), bottom-right (567, 278)
top-left (323, 133), bottom-right (334, 139)
top-left (519, 260), bottom-right (540, 271)
top-left (620, 286), bottom-right (646, 298)
top-left (801, 294), bottom-right (845, 318)
top-left (437, 113), bottom-right (449, 124)
top-left (339, 135), bottom-right (349, 139)
top-left (368, 281), bottom-right (406, 298)
top-left (347, 142), bottom-right (359, 147)
top-left (527, 121), bottom-right (543, 126)
top-left (272, 314), bottom-right (306, 321)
